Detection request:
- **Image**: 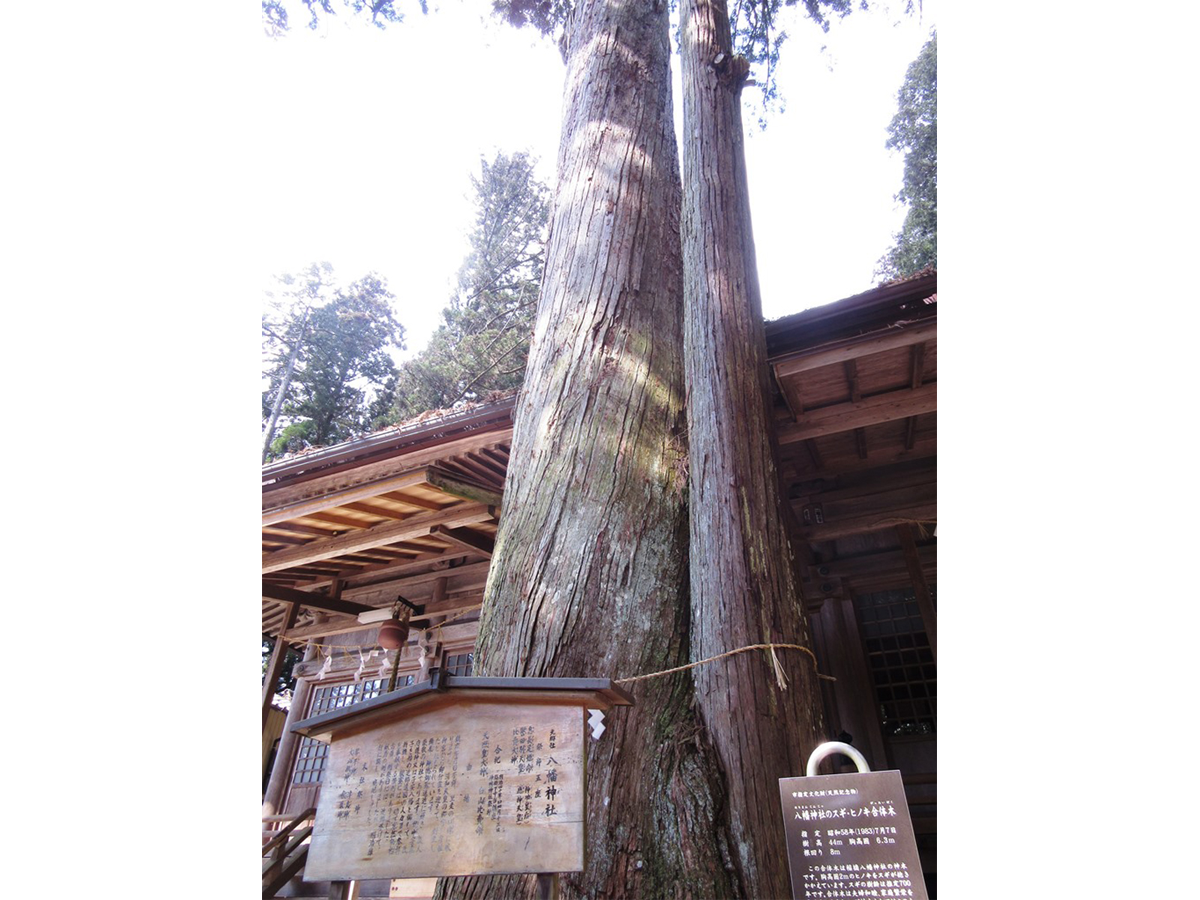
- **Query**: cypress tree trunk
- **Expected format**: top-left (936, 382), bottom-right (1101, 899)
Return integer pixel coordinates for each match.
top-left (680, 0), bottom-right (828, 896)
top-left (437, 0), bottom-right (740, 896)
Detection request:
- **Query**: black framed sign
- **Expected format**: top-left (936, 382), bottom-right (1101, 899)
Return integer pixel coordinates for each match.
top-left (778, 770), bottom-right (928, 900)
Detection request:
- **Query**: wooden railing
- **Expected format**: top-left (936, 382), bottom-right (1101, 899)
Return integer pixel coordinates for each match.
top-left (262, 807), bottom-right (316, 898)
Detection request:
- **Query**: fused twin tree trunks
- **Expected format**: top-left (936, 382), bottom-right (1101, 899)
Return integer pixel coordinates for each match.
top-left (680, 0), bottom-right (827, 897)
top-left (443, 0), bottom-right (827, 896)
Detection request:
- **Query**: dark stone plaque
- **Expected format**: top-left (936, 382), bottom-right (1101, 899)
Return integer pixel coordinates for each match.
top-left (778, 771), bottom-right (928, 900)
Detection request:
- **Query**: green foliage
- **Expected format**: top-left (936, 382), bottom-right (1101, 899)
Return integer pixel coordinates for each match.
top-left (730, 0), bottom-right (870, 113)
top-left (262, 0), bottom-right (417, 36)
top-left (377, 152), bottom-right (549, 425)
top-left (261, 0), bottom-right (877, 114)
top-left (877, 32), bottom-right (936, 280)
top-left (263, 264), bottom-right (404, 459)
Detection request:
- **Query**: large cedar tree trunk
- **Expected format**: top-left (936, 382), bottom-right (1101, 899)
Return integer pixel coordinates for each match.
top-left (437, 0), bottom-right (740, 896)
top-left (680, 0), bottom-right (828, 896)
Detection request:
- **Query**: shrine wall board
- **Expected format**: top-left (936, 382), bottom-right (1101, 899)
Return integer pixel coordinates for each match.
top-left (293, 675), bottom-right (633, 883)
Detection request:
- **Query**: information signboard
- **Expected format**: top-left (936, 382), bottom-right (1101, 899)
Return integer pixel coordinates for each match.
top-left (305, 699), bottom-right (586, 882)
top-left (778, 770), bottom-right (928, 900)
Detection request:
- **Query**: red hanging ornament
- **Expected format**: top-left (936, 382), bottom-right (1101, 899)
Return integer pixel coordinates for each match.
top-left (379, 617), bottom-right (409, 650)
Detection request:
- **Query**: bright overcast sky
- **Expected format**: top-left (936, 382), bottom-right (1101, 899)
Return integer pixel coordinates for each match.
top-left (261, 0), bottom-right (938, 359)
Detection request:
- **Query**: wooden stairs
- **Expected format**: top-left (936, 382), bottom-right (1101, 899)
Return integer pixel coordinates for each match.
top-left (263, 807), bottom-right (316, 898)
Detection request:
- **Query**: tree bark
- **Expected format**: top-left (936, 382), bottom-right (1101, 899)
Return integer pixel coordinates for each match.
top-left (436, 0), bottom-right (741, 897)
top-left (680, 0), bottom-right (828, 896)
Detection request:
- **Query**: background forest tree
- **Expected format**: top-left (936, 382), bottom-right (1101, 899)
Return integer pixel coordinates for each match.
top-left (262, 264), bottom-right (403, 460)
top-left (877, 31), bottom-right (937, 279)
top-left (377, 151), bottom-right (548, 425)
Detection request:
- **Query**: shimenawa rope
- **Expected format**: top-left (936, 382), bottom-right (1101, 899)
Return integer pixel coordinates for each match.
top-left (615, 642), bottom-right (835, 690)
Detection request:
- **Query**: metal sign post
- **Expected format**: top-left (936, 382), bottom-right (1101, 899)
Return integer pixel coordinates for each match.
top-left (778, 742), bottom-right (929, 900)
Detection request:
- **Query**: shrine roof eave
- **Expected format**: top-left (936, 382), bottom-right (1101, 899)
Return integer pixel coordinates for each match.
top-left (293, 674), bottom-right (635, 744)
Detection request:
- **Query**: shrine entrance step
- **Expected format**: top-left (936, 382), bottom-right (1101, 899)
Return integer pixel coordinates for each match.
top-left (263, 807), bottom-right (316, 898)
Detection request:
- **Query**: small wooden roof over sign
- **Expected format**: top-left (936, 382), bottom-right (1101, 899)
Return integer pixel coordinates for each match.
top-left (293, 672), bottom-right (635, 744)
top-left (294, 672), bottom-right (635, 882)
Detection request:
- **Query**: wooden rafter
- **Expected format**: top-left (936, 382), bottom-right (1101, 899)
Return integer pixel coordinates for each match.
top-left (378, 491), bottom-right (445, 512)
top-left (339, 500), bottom-right (411, 520)
top-left (446, 456), bottom-right (497, 485)
top-left (854, 428), bottom-right (868, 460)
top-left (261, 532), bottom-right (312, 547)
top-left (844, 359), bottom-right (861, 403)
top-left (904, 344), bottom-right (927, 451)
top-left (262, 503), bottom-right (494, 574)
top-left (266, 521), bottom-right (337, 538)
top-left (302, 509), bottom-right (376, 529)
top-left (469, 452), bottom-right (508, 481)
top-left (432, 525), bottom-right (496, 558)
top-left (261, 427), bottom-right (514, 512)
top-left (909, 344), bottom-right (926, 390)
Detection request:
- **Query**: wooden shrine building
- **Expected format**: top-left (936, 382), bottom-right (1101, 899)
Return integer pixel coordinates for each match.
top-left (261, 270), bottom-right (938, 897)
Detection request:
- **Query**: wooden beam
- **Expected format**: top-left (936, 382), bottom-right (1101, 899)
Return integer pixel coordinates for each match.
top-left (314, 551), bottom-right (474, 591)
top-left (896, 524), bottom-right (937, 663)
top-left (283, 594), bottom-right (483, 641)
top-left (809, 544), bottom-right (936, 583)
top-left (792, 499), bottom-right (935, 542)
top-left (425, 468), bottom-right (504, 507)
top-left (262, 503), bottom-right (494, 574)
top-left (771, 319), bottom-right (937, 378)
top-left (432, 525), bottom-right (496, 558)
top-left (778, 383), bottom-right (937, 444)
top-left (261, 583), bottom-right (377, 617)
top-left (339, 561), bottom-right (491, 600)
top-left (780, 432), bottom-right (936, 481)
top-left (263, 469), bottom-right (430, 524)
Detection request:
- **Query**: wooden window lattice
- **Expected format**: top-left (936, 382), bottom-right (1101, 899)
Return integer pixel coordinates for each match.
top-left (291, 678), bottom-right (387, 785)
top-left (854, 586), bottom-right (937, 736)
top-left (443, 652), bottom-right (474, 676)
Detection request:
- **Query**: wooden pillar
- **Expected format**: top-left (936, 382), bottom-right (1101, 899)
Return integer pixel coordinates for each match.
top-left (896, 524), bottom-right (937, 663)
top-left (263, 602), bottom-right (301, 729)
top-left (262, 643), bottom-right (317, 817)
top-left (835, 594), bottom-right (889, 770)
